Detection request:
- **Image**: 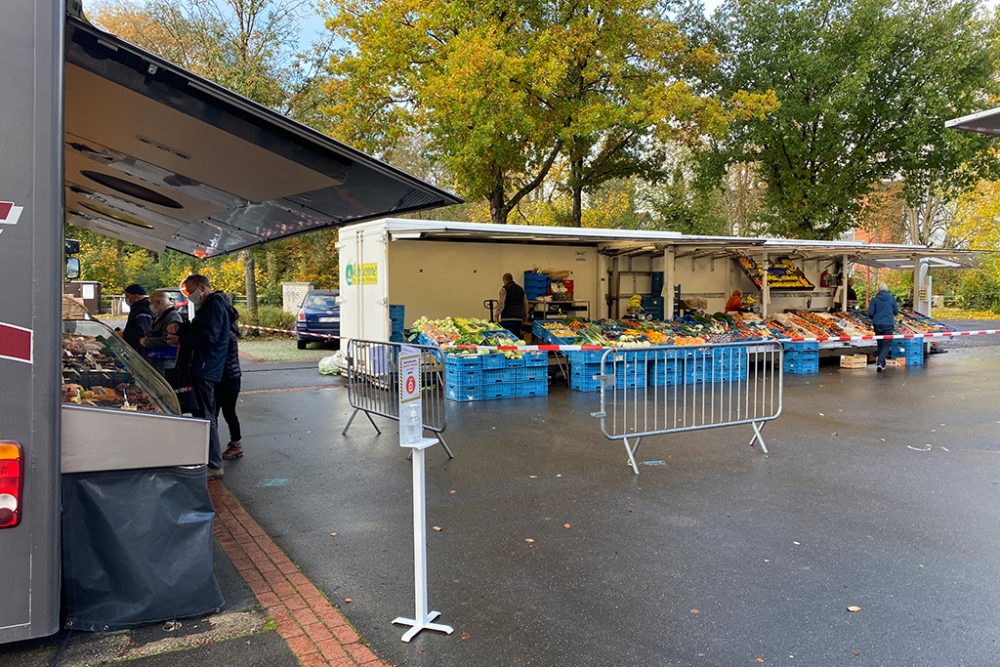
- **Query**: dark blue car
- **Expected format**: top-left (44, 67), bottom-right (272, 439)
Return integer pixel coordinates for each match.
top-left (296, 290), bottom-right (340, 349)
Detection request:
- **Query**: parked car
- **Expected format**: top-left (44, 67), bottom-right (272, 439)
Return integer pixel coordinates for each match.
top-left (296, 290), bottom-right (340, 349)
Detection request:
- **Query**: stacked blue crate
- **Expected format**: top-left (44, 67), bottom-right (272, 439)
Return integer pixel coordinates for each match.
top-left (782, 341), bottom-right (820, 375)
top-left (640, 295), bottom-right (665, 320)
top-left (445, 352), bottom-right (549, 401)
top-left (532, 320), bottom-right (577, 345)
top-left (389, 304), bottom-right (405, 343)
top-left (568, 353), bottom-right (647, 392)
top-left (523, 271), bottom-right (550, 300)
top-left (651, 271), bottom-right (665, 295)
top-left (888, 338), bottom-right (924, 366)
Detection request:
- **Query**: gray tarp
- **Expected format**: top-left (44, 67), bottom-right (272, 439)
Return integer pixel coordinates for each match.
top-left (61, 466), bottom-right (224, 631)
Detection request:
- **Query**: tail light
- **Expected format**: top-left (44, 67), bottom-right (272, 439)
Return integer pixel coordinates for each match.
top-left (0, 441), bottom-right (23, 528)
top-left (297, 309), bottom-right (306, 322)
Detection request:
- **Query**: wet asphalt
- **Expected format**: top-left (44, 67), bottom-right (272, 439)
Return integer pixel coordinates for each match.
top-left (222, 328), bottom-right (1000, 667)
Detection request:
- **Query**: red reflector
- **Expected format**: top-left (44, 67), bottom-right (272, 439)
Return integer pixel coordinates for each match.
top-left (297, 310), bottom-right (305, 322)
top-left (0, 441), bottom-right (23, 528)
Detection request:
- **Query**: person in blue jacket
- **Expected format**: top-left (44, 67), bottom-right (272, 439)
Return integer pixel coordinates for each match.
top-left (868, 282), bottom-right (899, 372)
top-left (165, 274), bottom-right (233, 479)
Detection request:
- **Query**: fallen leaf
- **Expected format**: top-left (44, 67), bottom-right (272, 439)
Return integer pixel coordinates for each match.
top-left (524, 538), bottom-right (535, 544)
top-left (460, 631), bottom-right (472, 641)
top-left (432, 526), bottom-right (443, 532)
top-left (819, 413), bottom-right (825, 416)
top-left (344, 597), bottom-right (352, 604)
top-left (627, 507), bottom-right (635, 513)
top-left (793, 541), bottom-right (801, 545)
top-left (449, 489), bottom-right (457, 495)
top-left (763, 559), bottom-right (770, 564)
top-left (847, 605), bottom-right (861, 613)
top-left (853, 651), bottom-right (860, 656)
top-left (689, 608), bottom-right (700, 615)
top-left (529, 475), bottom-right (538, 479)
top-left (563, 523), bottom-right (573, 529)
top-left (756, 659), bottom-right (765, 664)
top-left (556, 474), bottom-right (562, 478)
top-left (832, 432), bottom-right (838, 437)
top-left (328, 532), bottom-right (337, 537)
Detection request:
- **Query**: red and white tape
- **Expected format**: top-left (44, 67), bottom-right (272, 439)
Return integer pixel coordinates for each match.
top-left (239, 322), bottom-right (1000, 350)
top-left (239, 323), bottom-right (343, 340)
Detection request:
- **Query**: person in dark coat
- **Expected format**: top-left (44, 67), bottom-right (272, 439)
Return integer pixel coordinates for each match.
top-left (217, 294), bottom-right (244, 460)
top-left (498, 273), bottom-right (529, 339)
top-left (868, 282), bottom-right (899, 373)
top-left (166, 275), bottom-right (232, 479)
top-left (120, 284), bottom-right (153, 352)
top-left (139, 289), bottom-right (183, 378)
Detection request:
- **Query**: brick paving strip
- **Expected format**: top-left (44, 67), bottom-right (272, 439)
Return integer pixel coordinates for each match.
top-left (209, 481), bottom-right (384, 667)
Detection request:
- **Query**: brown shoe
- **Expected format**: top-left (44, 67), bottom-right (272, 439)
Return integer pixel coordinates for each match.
top-left (222, 444), bottom-right (244, 460)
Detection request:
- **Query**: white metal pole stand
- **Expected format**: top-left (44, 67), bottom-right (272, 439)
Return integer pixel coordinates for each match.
top-left (392, 345), bottom-right (453, 643)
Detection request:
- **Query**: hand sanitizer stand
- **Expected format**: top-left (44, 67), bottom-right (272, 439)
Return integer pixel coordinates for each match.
top-left (392, 346), bottom-right (453, 642)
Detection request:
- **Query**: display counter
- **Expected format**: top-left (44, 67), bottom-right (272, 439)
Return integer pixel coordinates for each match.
top-left (61, 319), bottom-right (208, 473)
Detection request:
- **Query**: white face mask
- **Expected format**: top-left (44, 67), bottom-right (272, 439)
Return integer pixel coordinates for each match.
top-left (150, 301), bottom-right (163, 316)
top-left (188, 288), bottom-right (204, 308)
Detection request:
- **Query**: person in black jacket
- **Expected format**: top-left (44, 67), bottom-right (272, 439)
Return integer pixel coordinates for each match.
top-left (120, 284), bottom-right (153, 352)
top-left (498, 273), bottom-right (529, 339)
top-left (217, 293), bottom-right (244, 460)
top-left (166, 275), bottom-right (232, 479)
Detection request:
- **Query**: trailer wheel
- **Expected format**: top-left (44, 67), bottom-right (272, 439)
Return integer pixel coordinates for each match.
top-left (297, 339), bottom-right (307, 350)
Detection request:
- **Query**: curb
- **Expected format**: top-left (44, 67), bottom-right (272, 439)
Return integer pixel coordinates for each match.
top-left (209, 482), bottom-right (384, 667)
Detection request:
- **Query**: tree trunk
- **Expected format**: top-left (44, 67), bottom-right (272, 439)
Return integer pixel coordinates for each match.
top-left (242, 249), bottom-right (258, 321)
top-left (569, 147), bottom-right (584, 227)
top-left (488, 188), bottom-right (509, 225)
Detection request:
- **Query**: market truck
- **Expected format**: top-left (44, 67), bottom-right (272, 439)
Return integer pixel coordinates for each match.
top-left (337, 218), bottom-right (970, 343)
top-left (0, 1), bottom-right (458, 644)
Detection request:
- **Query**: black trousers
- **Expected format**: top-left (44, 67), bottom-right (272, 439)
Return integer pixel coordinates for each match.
top-left (215, 375), bottom-right (242, 443)
top-left (874, 324), bottom-right (894, 368)
top-left (499, 319), bottom-right (523, 339)
top-left (191, 377), bottom-right (222, 469)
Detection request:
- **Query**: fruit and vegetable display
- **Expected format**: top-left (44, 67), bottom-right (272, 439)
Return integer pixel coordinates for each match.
top-left (409, 317), bottom-right (522, 354)
top-left (737, 256), bottom-right (814, 290)
top-left (413, 310), bottom-right (954, 348)
top-left (62, 330), bottom-right (171, 413)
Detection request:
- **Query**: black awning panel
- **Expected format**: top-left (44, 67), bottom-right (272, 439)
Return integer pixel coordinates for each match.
top-left (63, 17), bottom-right (461, 258)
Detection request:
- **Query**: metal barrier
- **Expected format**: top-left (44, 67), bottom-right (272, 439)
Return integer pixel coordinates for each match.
top-left (593, 341), bottom-right (783, 474)
top-left (343, 339), bottom-right (453, 458)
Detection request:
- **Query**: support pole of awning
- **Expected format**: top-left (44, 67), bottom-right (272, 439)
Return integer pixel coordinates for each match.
top-left (761, 254), bottom-right (770, 319)
top-left (842, 253), bottom-right (850, 312)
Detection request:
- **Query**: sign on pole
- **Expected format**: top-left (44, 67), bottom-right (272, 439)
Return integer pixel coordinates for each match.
top-left (392, 345), bottom-right (453, 642)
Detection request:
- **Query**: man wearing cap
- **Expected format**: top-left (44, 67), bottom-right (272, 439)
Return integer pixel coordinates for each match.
top-left (121, 284), bottom-right (153, 353)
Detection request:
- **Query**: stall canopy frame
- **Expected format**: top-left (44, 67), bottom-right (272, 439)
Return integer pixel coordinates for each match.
top-left (62, 13), bottom-right (461, 259)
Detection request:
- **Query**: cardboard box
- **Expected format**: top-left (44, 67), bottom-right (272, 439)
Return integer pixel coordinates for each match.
top-left (839, 354), bottom-right (867, 369)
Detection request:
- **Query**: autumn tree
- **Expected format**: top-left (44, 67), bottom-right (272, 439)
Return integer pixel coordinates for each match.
top-left (90, 0), bottom-right (332, 316)
top-left (321, 0), bottom-right (774, 226)
top-left (710, 0), bottom-right (997, 239)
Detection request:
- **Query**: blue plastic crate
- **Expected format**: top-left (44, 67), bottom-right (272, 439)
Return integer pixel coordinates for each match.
top-left (532, 321), bottom-right (576, 345)
top-left (482, 369), bottom-right (505, 384)
top-left (783, 341), bottom-right (820, 352)
top-left (504, 355), bottom-right (525, 367)
top-left (523, 351), bottom-right (548, 366)
top-left (567, 350), bottom-right (610, 364)
top-left (481, 353), bottom-right (507, 370)
top-left (447, 385), bottom-right (482, 402)
top-left (445, 371), bottom-right (481, 389)
top-left (519, 367), bottom-right (549, 382)
top-left (651, 271), bottom-right (665, 294)
top-left (446, 354), bottom-right (483, 370)
top-left (480, 385), bottom-right (510, 400)
top-left (784, 356), bottom-right (819, 374)
top-left (515, 380), bottom-right (548, 397)
top-left (569, 375), bottom-right (604, 392)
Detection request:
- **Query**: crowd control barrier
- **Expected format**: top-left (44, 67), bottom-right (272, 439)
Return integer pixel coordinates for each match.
top-left (343, 339), bottom-right (453, 458)
top-left (592, 341), bottom-right (784, 474)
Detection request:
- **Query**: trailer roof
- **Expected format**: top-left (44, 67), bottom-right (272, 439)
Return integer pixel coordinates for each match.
top-left (63, 17), bottom-right (461, 258)
top-left (360, 218), bottom-right (985, 267)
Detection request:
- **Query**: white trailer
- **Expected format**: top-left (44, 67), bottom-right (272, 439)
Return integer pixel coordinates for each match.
top-left (338, 219), bottom-right (976, 343)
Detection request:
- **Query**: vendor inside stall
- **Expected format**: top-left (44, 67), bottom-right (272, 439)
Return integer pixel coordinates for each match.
top-left (725, 290), bottom-right (747, 313)
top-left (497, 273), bottom-right (529, 339)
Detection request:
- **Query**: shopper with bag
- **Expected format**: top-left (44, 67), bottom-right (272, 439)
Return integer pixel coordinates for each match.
top-left (868, 282), bottom-right (899, 373)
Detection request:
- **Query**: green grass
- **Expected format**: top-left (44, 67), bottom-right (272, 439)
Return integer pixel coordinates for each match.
top-left (239, 338), bottom-right (337, 362)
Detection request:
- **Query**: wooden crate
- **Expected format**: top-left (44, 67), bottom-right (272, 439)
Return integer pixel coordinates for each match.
top-left (839, 354), bottom-right (868, 369)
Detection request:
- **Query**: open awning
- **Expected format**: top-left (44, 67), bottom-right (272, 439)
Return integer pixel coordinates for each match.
top-left (945, 107), bottom-right (1000, 136)
top-left (63, 16), bottom-right (461, 258)
top-left (371, 219), bottom-right (987, 266)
